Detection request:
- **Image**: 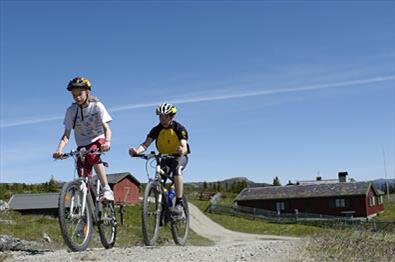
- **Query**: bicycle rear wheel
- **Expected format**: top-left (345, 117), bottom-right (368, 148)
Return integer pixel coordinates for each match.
top-left (58, 181), bottom-right (93, 252)
top-left (98, 201), bottom-right (117, 249)
top-left (141, 181), bottom-right (162, 246)
top-left (171, 196), bottom-right (190, 246)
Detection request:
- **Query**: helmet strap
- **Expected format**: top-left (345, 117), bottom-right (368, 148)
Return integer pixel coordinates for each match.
top-left (79, 92), bottom-right (90, 121)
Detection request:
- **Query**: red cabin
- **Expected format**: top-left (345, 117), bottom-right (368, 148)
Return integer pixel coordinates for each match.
top-left (95, 172), bottom-right (141, 205)
top-left (235, 181), bottom-right (385, 218)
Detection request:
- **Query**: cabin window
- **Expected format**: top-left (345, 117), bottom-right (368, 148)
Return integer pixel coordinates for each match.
top-left (369, 196), bottom-right (376, 207)
top-left (378, 196), bottom-right (383, 205)
top-left (335, 199), bottom-right (346, 208)
top-left (276, 202), bottom-right (285, 211)
top-left (330, 199), bottom-right (351, 209)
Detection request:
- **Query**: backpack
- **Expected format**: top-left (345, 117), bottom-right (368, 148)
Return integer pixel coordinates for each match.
top-left (72, 96), bottom-right (101, 129)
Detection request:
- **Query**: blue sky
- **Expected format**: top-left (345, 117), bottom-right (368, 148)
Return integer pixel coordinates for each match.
top-left (0, 1), bottom-right (394, 185)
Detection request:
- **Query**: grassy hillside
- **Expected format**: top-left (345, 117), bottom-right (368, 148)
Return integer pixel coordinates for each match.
top-left (0, 204), bottom-right (213, 250)
top-left (303, 229), bottom-right (395, 261)
top-left (375, 194), bottom-right (395, 221)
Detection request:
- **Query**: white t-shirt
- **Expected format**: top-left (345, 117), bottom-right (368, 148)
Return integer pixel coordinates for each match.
top-left (63, 101), bottom-right (112, 147)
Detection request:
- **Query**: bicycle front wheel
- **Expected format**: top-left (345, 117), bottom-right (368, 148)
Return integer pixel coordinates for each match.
top-left (58, 181), bottom-right (93, 252)
top-left (171, 196), bottom-right (190, 246)
top-left (98, 201), bottom-right (117, 249)
top-left (141, 181), bottom-right (162, 246)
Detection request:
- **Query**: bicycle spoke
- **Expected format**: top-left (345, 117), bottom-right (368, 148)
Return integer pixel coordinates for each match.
top-left (59, 181), bottom-right (92, 251)
top-left (98, 201), bottom-right (117, 249)
top-left (171, 198), bottom-right (189, 246)
top-left (142, 182), bottom-right (161, 246)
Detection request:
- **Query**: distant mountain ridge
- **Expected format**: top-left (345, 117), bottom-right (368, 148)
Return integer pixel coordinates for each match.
top-left (185, 176), bottom-right (271, 190)
top-left (371, 178), bottom-right (395, 189)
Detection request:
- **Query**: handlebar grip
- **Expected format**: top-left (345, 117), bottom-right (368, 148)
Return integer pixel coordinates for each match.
top-left (58, 154), bottom-right (70, 160)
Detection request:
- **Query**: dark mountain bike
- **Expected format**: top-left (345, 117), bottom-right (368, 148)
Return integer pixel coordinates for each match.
top-left (57, 148), bottom-right (117, 251)
top-left (132, 152), bottom-right (189, 246)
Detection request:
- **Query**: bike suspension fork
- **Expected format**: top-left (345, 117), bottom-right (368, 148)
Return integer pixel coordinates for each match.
top-left (80, 179), bottom-right (88, 216)
top-left (95, 179), bottom-right (102, 218)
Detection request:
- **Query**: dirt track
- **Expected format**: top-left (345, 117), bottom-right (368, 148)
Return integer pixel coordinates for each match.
top-left (6, 203), bottom-right (303, 261)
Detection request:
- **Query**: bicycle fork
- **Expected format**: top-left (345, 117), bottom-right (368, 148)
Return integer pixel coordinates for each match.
top-left (68, 179), bottom-right (88, 219)
top-left (80, 179), bottom-right (88, 217)
top-left (95, 179), bottom-right (102, 221)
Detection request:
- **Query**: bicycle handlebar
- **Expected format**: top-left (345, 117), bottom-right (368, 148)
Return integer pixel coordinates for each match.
top-left (58, 148), bottom-right (102, 160)
top-left (131, 151), bottom-right (179, 161)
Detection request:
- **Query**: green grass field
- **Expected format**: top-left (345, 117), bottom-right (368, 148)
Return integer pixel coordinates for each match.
top-left (0, 204), bottom-right (214, 250)
top-left (189, 199), bottom-right (328, 237)
top-left (375, 194), bottom-right (395, 221)
top-left (303, 229), bottom-right (395, 261)
top-left (189, 196), bottom-right (395, 261)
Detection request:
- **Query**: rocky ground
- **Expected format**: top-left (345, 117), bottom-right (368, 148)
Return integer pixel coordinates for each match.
top-left (1, 203), bottom-right (305, 262)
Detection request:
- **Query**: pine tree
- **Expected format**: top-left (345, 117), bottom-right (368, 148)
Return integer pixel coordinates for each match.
top-left (203, 181), bottom-right (208, 191)
top-left (273, 176), bottom-right (281, 186)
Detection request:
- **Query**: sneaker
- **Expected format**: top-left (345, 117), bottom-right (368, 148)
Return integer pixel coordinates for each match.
top-left (172, 203), bottom-right (183, 217)
top-left (102, 186), bottom-right (114, 202)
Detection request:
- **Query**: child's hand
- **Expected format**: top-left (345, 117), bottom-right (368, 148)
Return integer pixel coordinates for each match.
top-left (129, 147), bottom-right (138, 156)
top-left (101, 141), bottom-right (111, 152)
top-left (53, 151), bottom-right (63, 159)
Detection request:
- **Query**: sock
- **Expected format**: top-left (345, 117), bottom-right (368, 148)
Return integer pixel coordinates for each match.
top-left (104, 185), bottom-right (111, 191)
top-left (175, 197), bottom-right (183, 205)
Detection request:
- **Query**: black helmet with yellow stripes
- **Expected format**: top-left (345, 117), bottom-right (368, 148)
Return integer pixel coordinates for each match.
top-left (156, 103), bottom-right (177, 116)
top-left (67, 77), bottom-right (92, 91)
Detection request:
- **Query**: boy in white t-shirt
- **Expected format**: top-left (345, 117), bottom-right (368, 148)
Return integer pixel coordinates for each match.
top-left (53, 76), bottom-right (114, 201)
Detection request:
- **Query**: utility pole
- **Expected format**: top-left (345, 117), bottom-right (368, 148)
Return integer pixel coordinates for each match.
top-left (382, 145), bottom-right (390, 202)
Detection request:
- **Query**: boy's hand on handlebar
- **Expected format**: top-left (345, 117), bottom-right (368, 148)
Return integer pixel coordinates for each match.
top-left (129, 147), bottom-right (138, 157)
top-left (53, 151), bottom-right (63, 159)
top-left (101, 141), bottom-right (111, 152)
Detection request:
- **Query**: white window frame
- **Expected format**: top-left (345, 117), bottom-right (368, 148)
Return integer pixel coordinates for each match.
top-left (369, 196), bottom-right (376, 207)
top-left (335, 198), bottom-right (345, 208)
top-left (378, 196), bottom-right (383, 205)
top-left (276, 202), bottom-right (285, 211)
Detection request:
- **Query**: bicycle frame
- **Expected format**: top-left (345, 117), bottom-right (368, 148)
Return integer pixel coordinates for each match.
top-left (139, 151), bottom-right (175, 183)
top-left (135, 151), bottom-right (190, 246)
top-left (58, 148), bottom-right (117, 251)
top-left (136, 152), bottom-right (177, 216)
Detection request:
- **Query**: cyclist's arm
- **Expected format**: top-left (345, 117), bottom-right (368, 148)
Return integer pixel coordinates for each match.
top-left (54, 128), bottom-right (71, 157)
top-left (176, 139), bottom-right (188, 156)
top-left (103, 122), bottom-right (112, 143)
top-left (101, 122), bottom-right (112, 151)
top-left (132, 137), bottom-right (153, 155)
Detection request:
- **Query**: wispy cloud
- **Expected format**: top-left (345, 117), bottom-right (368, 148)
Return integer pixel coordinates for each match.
top-left (1, 75), bottom-right (394, 128)
top-left (0, 116), bottom-right (63, 128)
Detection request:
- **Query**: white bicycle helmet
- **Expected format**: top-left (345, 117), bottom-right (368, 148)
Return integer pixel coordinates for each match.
top-left (156, 103), bottom-right (177, 116)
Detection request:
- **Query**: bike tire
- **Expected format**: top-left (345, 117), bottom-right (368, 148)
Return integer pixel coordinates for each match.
top-left (171, 196), bottom-right (190, 246)
top-left (141, 181), bottom-right (161, 246)
top-left (98, 201), bottom-right (117, 249)
top-left (58, 180), bottom-right (93, 252)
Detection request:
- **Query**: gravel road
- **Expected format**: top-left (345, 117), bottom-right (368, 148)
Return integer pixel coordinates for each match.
top-left (4, 203), bottom-right (304, 262)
